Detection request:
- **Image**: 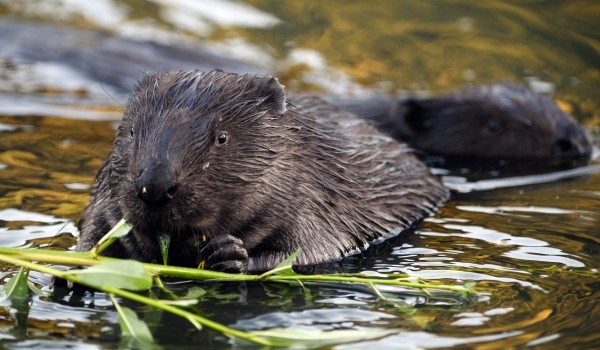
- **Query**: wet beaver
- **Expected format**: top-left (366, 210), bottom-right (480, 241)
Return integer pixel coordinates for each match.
top-left (76, 70), bottom-right (448, 272)
top-left (335, 83), bottom-right (593, 164)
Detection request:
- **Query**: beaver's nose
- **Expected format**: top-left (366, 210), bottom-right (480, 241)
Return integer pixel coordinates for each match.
top-left (135, 166), bottom-right (178, 206)
top-left (552, 124), bottom-right (593, 160)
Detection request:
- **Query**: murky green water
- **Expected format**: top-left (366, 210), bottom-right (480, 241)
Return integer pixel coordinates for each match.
top-left (0, 1), bottom-right (598, 349)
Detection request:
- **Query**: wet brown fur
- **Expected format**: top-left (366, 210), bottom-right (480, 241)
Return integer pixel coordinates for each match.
top-left (374, 84), bottom-right (592, 160)
top-left (77, 70), bottom-right (448, 271)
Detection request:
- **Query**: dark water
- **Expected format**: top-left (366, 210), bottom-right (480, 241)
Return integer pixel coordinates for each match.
top-left (0, 1), bottom-right (599, 349)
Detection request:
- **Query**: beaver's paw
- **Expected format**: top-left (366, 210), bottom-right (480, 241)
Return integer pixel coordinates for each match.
top-left (198, 234), bottom-right (249, 273)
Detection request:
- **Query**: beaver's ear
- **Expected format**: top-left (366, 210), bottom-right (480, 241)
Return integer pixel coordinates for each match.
top-left (402, 99), bottom-right (434, 135)
top-left (260, 76), bottom-right (287, 116)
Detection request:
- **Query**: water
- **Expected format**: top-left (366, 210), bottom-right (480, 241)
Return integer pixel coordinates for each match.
top-left (0, 1), bottom-right (599, 349)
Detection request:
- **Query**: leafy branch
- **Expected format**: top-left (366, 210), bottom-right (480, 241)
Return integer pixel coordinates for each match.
top-left (0, 219), bottom-right (478, 347)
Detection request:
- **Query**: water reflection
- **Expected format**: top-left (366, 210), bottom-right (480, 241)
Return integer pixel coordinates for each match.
top-left (338, 330), bottom-right (523, 349)
top-left (3, 340), bottom-right (102, 350)
top-left (444, 164), bottom-right (600, 193)
top-left (0, 209), bottom-right (75, 248)
top-left (234, 309), bottom-right (395, 330)
top-left (0, 208), bottom-right (66, 224)
top-left (434, 224), bottom-right (584, 267)
top-left (153, 0), bottom-right (280, 29)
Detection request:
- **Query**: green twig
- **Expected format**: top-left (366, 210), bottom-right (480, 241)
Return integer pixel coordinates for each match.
top-left (0, 253), bottom-right (274, 346)
top-left (107, 287), bottom-right (272, 345)
top-left (0, 246), bottom-right (474, 294)
top-left (92, 219), bottom-right (133, 257)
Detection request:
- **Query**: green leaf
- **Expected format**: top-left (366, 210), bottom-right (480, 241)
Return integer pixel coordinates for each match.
top-left (27, 281), bottom-right (51, 297)
top-left (158, 234), bottom-right (171, 266)
top-left (248, 327), bottom-right (397, 347)
top-left (112, 296), bottom-right (158, 349)
top-left (119, 306), bottom-right (154, 340)
top-left (67, 260), bottom-right (152, 291)
top-left (93, 219), bottom-right (133, 256)
top-left (0, 267), bottom-right (29, 306)
top-left (259, 249), bottom-right (301, 278)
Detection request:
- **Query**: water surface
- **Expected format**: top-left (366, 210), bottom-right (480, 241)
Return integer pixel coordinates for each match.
top-left (0, 1), bottom-right (598, 349)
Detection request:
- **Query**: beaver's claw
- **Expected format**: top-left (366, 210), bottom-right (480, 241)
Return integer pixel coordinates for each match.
top-left (198, 234), bottom-right (249, 273)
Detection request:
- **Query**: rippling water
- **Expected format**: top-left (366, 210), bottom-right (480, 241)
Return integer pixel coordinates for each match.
top-left (0, 1), bottom-right (598, 349)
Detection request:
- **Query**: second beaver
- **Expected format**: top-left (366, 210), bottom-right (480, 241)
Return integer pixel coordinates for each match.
top-left (76, 70), bottom-right (449, 272)
top-left (334, 83), bottom-right (593, 165)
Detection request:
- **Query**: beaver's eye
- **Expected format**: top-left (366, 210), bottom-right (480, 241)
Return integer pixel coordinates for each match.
top-left (486, 121), bottom-right (502, 134)
top-left (216, 132), bottom-right (228, 146)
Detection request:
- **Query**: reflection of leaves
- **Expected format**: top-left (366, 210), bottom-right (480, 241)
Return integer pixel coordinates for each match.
top-left (192, 283), bottom-right (242, 303)
top-left (183, 286), bottom-right (207, 299)
top-left (142, 307), bottom-right (165, 336)
top-left (261, 283), bottom-right (311, 309)
top-left (248, 327), bottom-right (397, 348)
top-left (66, 261), bottom-right (152, 291)
top-left (155, 286), bottom-right (201, 307)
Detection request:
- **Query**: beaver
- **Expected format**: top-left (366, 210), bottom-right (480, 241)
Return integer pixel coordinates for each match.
top-left (333, 83), bottom-right (593, 165)
top-left (76, 70), bottom-right (449, 272)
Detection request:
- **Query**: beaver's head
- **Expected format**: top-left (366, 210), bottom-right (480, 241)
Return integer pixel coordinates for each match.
top-left (109, 70), bottom-right (288, 237)
top-left (398, 83), bottom-right (593, 166)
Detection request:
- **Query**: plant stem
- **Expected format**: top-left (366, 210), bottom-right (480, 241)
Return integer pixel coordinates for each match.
top-left (261, 274), bottom-right (470, 293)
top-left (0, 253), bottom-right (273, 346)
top-left (0, 246), bottom-right (474, 294)
top-left (0, 253), bottom-right (68, 279)
top-left (105, 286), bottom-right (273, 346)
top-left (0, 247), bottom-right (99, 265)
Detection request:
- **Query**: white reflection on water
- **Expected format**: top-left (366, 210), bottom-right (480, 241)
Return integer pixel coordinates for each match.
top-left (0, 208), bottom-right (77, 247)
top-left (7, 0), bottom-right (127, 28)
top-left (0, 61), bottom-right (113, 96)
top-left (0, 222), bottom-right (77, 247)
top-left (503, 246), bottom-right (584, 267)
top-left (1, 339), bottom-right (102, 350)
top-left (0, 208), bottom-right (65, 223)
top-left (456, 205), bottom-right (587, 215)
top-left (444, 164), bottom-right (600, 193)
top-left (452, 307), bottom-right (514, 327)
top-left (233, 308), bottom-right (396, 331)
top-left (399, 269), bottom-right (543, 291)
top-left (426, 224), bottom-right (585, 268)
top-left (151, 0), bottom-right (280, 28)
top-left (337, 330), bottom-right (523, 350)
top-left (0, 123), bottom-right (18, 132)
top-left (441, 224), bottom-right (546, 246)
top-left (64, 182), bottom-right (91, 190)
top-left (0, 94), bottom-right (123, 121)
